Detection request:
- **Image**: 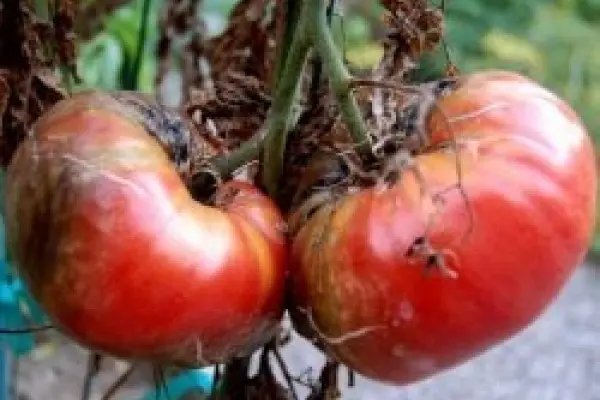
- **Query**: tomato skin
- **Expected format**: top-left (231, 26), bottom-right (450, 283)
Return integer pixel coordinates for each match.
top-left (5, 92), bottom-right (287, 366)
top-left (289, 71), bottom-right (597, 384)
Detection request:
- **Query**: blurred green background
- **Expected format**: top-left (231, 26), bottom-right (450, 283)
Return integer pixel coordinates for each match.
top-left (73, 0), bottom-right (600, 258)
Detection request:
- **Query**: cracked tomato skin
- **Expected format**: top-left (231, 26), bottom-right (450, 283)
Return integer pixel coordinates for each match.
top-left (289, 71), bottom-right (597, 384)
top-left (5, 92), bottom-right (287, 366)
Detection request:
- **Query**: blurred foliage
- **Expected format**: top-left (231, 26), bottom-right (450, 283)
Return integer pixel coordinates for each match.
top-left (75, 0), bottom-right (239, 93)
top-left (75, 0), bottom-right (600, 254)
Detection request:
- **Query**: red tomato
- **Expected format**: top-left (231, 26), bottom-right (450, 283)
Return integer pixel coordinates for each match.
top-left (4, 92), bottom-right (287, 366)
top-left (289, 71), bottom-right (597, 384)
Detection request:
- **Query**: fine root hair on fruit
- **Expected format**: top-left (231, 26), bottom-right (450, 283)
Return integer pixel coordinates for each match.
top-left (374, 148), bottom-right (426, 191)
top-left (334, 149), bottom-right (380, 183)
top-left (358, 77), bottom-right (457, 158)
top-left (444, 101), bottom-right (508, 124)
top-left (295, 307), bottom-right (385, 346)
top-left (428, 105), bottom-right (476, 246)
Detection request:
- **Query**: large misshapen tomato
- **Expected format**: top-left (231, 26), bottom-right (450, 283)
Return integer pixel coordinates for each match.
top-left (4, 92), bottom-right (287, 366)
top-left (289, 71), bottom-right (597, 384)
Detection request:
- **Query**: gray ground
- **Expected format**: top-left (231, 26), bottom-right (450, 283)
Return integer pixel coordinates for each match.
top-left (15, 263), bottom-right (600, 400)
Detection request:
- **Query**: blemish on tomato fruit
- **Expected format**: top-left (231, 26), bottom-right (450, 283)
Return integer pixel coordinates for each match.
top-left (276, 221), bottom-right (289, 234)
top-left (398, 300), bottom-right (415, 322)
top-left (405, 236), bottom-right (426, 257)
top-left (392, 344), bottom-right (407, 358)
top-left (408, 356), bottom-right (438, 374)
top-left (406, 236), bottom-right (458, 279)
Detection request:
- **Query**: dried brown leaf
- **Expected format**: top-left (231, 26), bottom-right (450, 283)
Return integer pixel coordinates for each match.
top-left (184, 72), bottom-right (271, 154)
top-left (377, 0), bottom-right (444, 78)
top-left (207, 0), bottom-right (277, 86)
top-left (156, 0), bottom-right (210, 105)
top-left (76, 0), bottom-right (131, 40)
top-left (0, 0), bottom-right (69, 166)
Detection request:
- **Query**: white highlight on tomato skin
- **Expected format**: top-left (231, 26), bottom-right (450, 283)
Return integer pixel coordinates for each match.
top-left (154, 206), bottom-right (234, 278)
top-left (296, 306), bottom-right (385, 346)
top-left (60, 153), bottom-right (148, 197)
top-left (445, 102), bottom-right (509, 124)
top-left (527, 101), bottom-right (586, 166)
top-left (61, 145), bottom-right (235, 278)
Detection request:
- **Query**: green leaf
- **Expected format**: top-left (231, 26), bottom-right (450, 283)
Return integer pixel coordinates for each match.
top-left (77, 33), bottom-right (124, 90)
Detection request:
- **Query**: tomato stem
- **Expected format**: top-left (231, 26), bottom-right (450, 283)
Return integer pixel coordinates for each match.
top-left (214, 0), bottom-right (373, 196)
top-left (211, 134), bottom-right (262, 178)
top-left (260, 1), bottom-right (312, 196)
top-left (308, 0), bottom-right (373, 160)
top-left (272, 0), bottom-right (302, 91)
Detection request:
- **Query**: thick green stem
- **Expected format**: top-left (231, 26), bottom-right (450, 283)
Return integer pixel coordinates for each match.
top-left (260, 3), bottom-right (312, 196)
top-left (205, 0), bottom-right (373, 198)
top-left (273, 0), bottom-right (302, 90)
top-left (308, 0), bottom-right (372, 159)
top-left (211, 135), bottom-right (261, 178)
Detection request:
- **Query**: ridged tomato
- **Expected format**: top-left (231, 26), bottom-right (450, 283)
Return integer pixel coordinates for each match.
top-left (289, 71), bottom-right (597, 384)
top-left (5, 92), bottom-right (287, 366)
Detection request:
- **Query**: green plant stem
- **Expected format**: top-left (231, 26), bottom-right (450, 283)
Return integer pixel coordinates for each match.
top-left (211, 135), bottom-right (261, 178)
top-left (125, 0), bottom-right (152, 90)
top-left (206, 0), bottom-right (373, 196)
top-left (307, 0), bottom-right (372, 159)
top-left (260, 3), bottom-right (313, 196)
top-left (34, 0), bottom-right (49, 20)
top-left (273, 0), bottom-right (302, 90)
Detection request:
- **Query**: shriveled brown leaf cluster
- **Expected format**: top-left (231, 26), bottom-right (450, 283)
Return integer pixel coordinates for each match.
top-left (184, 73), bottom-right (271, 153)
top-left (207, 0), bottom-right (277, 86)
top-left (169, 0), bottom-right (280, 161)
top-left (76, 0), bottom-right (131, 40)
top-left (282, 0), bottom-right (450, 212)
top-left (0, 0), bottom-right (75, 167)
top-left (156, 0), bottom-right (210, 105)
top-left (377, 0), bottom-right (444, 78)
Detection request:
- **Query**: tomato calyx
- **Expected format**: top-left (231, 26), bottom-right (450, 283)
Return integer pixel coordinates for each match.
top-left (284, 76), bottom-right (462, 230)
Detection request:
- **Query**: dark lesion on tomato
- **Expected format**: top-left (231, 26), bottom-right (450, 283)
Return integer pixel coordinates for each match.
top-left (405, 235), bottom-right (458, 279)
top-left (6, 141), bottom-right (80, 295)
top-left (109, 92), bottom-right (195, 177)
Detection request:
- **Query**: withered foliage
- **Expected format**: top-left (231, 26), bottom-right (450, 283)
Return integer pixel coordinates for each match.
top-left (184, 72), bottom-right (271, 153)
top-left (174, 0), bottom-right (278, 158)
top-left (282, 0), bottom-right (448, 211)
top-left (206, 0), bottom-right (277, 85)
top-left (156, 0), bottom-right (210, 105)
top-left (75, 0), bottom-right (131, 40)
top-left (377, 0), bottom-right (444, 78)
top-left (52, 0), bottom-right (78, 76)
top-left (0, 0), bottom-right (75, 167)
